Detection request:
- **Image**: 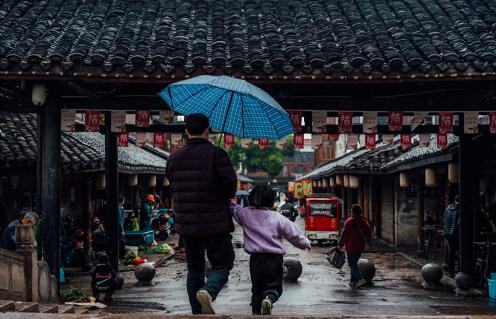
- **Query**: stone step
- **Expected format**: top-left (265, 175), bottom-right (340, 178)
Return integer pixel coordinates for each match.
top-left (40, 305), bottom-right (58, 313)
top-left (74, 307), bottom-right (90, 314)
top-left (15, 302), bottom-right (39, 313)
top-left (57, 305), bottom-right (75, 314)
top-left (0, 301), bottom-right (15, 312)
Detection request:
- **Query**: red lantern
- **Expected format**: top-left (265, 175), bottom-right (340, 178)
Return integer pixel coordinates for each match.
top-left (439, 112), bottom-right (454, 134)
top-left (293, 134), bottom-right (304, 148)
top-left (85, 111), bottom-right (100, 132)
top-left (258, 138), bottom-right (269, 149)
top-left (365, 134), bottom-right (376, 150)
top-left (153, 132), bottom-right (165, 148)
top-left (437, 133), bottom-right (448, 149)
top-left (118, 133), bottom-right (129, 147)
top-left (401, 134), bottom-right (412, 149)
top-left (338, 112), bottom-right (353, 133)
top-left (136, 110), bottom-right (150, 127)
top-left (289, 111), bottom-right (303, 132)
top-left (224, 133), bottom-right (235, 148)
top-left (388, 111), bottom-right (403, 131)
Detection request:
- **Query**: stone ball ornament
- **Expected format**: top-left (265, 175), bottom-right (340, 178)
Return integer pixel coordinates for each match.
top-left (421, 263), bottom-right (443, 284)
top-left (455, 272), bottom-right (475, 290)
top-left (135, 262), bottom-right (156, 285)
top-left (357, 258), bottom-right (376, 283)
top-left (283, 257), bottom-right (303, 282)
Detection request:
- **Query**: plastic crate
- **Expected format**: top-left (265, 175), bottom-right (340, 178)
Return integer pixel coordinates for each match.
top-left (124, 230), bottom-right (154, 246)
top-left (488, 278), bottom-right (496, 300)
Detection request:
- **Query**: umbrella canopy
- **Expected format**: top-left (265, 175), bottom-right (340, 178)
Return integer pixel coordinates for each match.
top-left (158, 75), bottom-right (294, 140)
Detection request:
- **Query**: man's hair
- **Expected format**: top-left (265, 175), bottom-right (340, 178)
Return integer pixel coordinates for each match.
top-left (351, 204), bottom-right (363, 215)
top-left (186, 113), bottom-right (209, 135)
top-left (98, 254), bottom-right (110, 264)
top-left (248, 185), bottom-right (275, 209)
top-left (23, 212), bottom-right (39, 225)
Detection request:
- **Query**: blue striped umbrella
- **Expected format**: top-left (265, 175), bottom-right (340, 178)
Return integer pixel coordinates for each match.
top-left (158, 75), bottom-right (294, 140)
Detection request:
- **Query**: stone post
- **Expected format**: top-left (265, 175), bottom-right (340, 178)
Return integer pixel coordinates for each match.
top-left (16, 224), bottom-right (39, 302)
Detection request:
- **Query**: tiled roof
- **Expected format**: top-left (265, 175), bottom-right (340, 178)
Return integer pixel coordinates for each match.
top-left (0, 112), bottom-right (166, 174)
top-left (1, 0), bottom-right (496, 78)
top-left (284, 151), bottom-right (315, 164)
top-left (301, 134), bottom-right (458, 179)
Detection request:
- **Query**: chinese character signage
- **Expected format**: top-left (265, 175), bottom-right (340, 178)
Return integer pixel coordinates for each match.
top-left (275, 138), bottom-right (286, 150)
top-left (346, 134), bottom-right (358, 150)
top-left (85, 111), bottom-right (100, 132)
top-left (463, 112), bottom-right (478, 134)
top-left (111, 111), bottom-right (126, 133)
top-left (338, 112), bottom-right (353, 133)
top-left (171, 133), bottom-right (183, 146)
top-left (136, 132), bottom-right (147, 147)
top-left (136, 110), bottom-right (150, 127)
top-left (153, 132), bottom-right (165, 148)
top-left (439, 112), bottom-right (454, 134)
top-left (388, 111), bottom-right (403, 131)
top-left (382, 134), bottom-right (394, 144)
top-left (419, 134), bottom-right (431, 148)
top-left (61, 110), bottom-right (76, 132)
top-left (118, 133), bottom-right (129, 147)
top-left (365, 134), bottom-right (376, 150)
top-left (224, 133), bottom-right (235, 148)
top-left (437, 133), bottom-right (448, 149)
top-left (293, 134), bottom-right (304, 148)
top-left (311, 134), bottom-right (322, 149)
top-left (363, 112), bottom-right (377, 134)
top-left (258, 138), bottom-right (269, 149)
top-left (159, 110), bottom-right (174, 124)
top-left (410, 112), bottom-right (427, 131)
top-left (303, 180), bottom-right (313, 197)
top-left (401, 134), bottom-right (412, 149)
top-left (289, 111), bottom-right (302, 132)
top-left (241, 138), bottom-right (252, 148)
top-left (312, 111), bottom-right (327, 133)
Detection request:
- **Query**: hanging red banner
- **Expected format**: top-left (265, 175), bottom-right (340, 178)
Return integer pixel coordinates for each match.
top-left (437, 133), bottom-right (448, 149)
top-left (490, 112), bottom-right (496, 134)
top-left (293, 134), bottom-right (304, 149)
top-left (224, 133), bottom-right (235, 148)
top-left (439, 112), bottom-right (454, 134)
top-left (400, 134), bottom-right (412, 149)
top-left (388, 111), bottom-right (404, 131)
top-left (328, 133), bottom-right (340, 142)
top-left (365, 134), bottom-right (376, 150)
top-left (118, 133), bottom-right (129, 147)
top-left (136, 110), bottom-right (150, 127)
top-left (258, 138), bottom-right (269, 149)
top-left (153, 132), bottom-right (166, 148)
top-left (338, 112), bottom-right (353, 133)
top-left (85, 111), bottom-right (100, 132)
top-left (289, 111), bottom-right (302, 132)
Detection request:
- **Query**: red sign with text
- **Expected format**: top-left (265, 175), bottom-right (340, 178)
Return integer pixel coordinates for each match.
top-left (258, 138), bottom-right (269, 149)
top-left (388, 111), bottom-right (403, 131)
top-left (136, 110), bottom-right (150, 127)
top-left (289, 111), bottom-right (302, 132)
top-left (439, 112), bottom-right (454, 134)
top-left (365, 134), bottom-right (376, 150)
top-left (153, 132), bottom-right (165, 148)
top-left (85, 111), bottom-right (100, 132)
top-left (118, 133), bottom-right (129, 147)
top-left (338, 112), bottom-right (353, 133)
top-left (437, 133), bottom-right (448, 149)
top-left (293, 134), bottom-right (304, 149)
top-left (401, 134), bottom-right (412, 149)
top-left (224, 134), bottom-right (235, 148)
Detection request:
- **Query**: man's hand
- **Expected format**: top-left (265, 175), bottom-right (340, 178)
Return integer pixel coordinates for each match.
top-left (120, 230), bottom-right (125, 237)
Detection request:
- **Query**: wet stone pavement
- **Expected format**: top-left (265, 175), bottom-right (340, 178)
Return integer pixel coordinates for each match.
top-left (104, 217), bottom-right (496, 316)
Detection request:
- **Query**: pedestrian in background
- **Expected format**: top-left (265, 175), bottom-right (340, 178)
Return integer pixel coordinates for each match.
top-left (443, 195), bottom-right (460, 276)
top-left (338, 204), bottom-right (371, 288)
top-left (165, 113), bottom-right (237, 315)
top-left (0, 212), bottom-right (39, 251)
top-left (140, 194), bottom-right (155, 231)
top-left (230, 185), bottom-right (311, 315)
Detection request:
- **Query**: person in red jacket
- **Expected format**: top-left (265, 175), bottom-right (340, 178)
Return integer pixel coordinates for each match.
top-left (338, 204), bottom-right (372, 288)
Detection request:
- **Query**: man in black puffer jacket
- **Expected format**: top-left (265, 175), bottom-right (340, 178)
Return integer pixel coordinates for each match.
top-left (165, 113), bottom-right (237, 315)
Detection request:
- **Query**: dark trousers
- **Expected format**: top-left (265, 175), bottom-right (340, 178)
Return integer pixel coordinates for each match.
top-left (347, 252), bottom-right (363, 283)
top-left (445, 232), bottom-right (458, 274)
top-left (183, 234), bottom-right (235, 314)
top-left (91, 283), bottom-right (116, 299)
top-left (249, 253), bottom-right (284, 315)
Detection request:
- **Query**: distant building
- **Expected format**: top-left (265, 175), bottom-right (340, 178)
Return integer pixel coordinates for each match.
top-left (282, 151), bottom-right (315, 181)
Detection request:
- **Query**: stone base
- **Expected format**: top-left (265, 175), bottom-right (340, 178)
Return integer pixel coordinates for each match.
top-left (455, 287), bottom-right (484, 297)
top-left (421, 282), bottom-right (442, 290)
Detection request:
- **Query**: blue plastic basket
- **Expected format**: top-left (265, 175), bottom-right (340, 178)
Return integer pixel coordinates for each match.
top-left (124, 230), bottom-right (154, 246)
top-left (491, 273), bottom-right (496, 280)
top-left (488, 278), bottom-right (496, 300)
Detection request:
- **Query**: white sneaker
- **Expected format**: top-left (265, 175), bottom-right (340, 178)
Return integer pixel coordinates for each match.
top-left (261, 297), bottom-right (272, 315)
top-left (355, 279), bottom-right (367, 288)
top-left (196, 289), bottom-right (215, 314)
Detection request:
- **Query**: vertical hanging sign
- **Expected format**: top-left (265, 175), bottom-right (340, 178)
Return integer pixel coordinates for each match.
top-left (363, 112), bottom-right (377, 134)
top-left (136, 110), bottom-right (150, 127)
top-left (382, 134), bottom-right (394, 144)
top-left (241, 138), bottom-right (252, 148)
top-left (153, 132), bottom-right (165, 148)
top-left (311, 134), bottom-right (322, 149)
top-left (388, 111), bottom-right (403, 131)
top-left (118, 133), bottom-right (129, 147)
top-left (258, 138), bottom-right (269, 149)
top-left (439, 112), bottom-right (454, 134)
top-left (293, 134), bottom-right (304, 149)
top-left (410, 112), bottom-right (427, 131)
top-left (171, 133), bottom-right (183, 146)
top-left (437, 133), bottom-right (448, 149)
top-left (419, 134), bottom-right (431, 148)
top-left (136, 132), bottom-right (147, 147)
top-left (85, 111), bottom-right (100, 132)
top-left (224, 133), bottom-right (235, 148)
top-left (365, 134), bottom-right (376, 150)
top-left (312, 111), bottom-right (327, 133)
top-left (346, 134), bottom-right (358, 150)
top-left (338, 112), bottom-right (353, 133)
top-left (400, 134), bottom-right (412, 149)
top-left (159, 110), bottom-right (174, 124)
top-left (490, 112), bottom-right (496, 134)
top-left (61, 110), bottom-right (76, 132)
top-left (289, 111), bottom-right (302, 133)
top-left (463, 112), bottom-right (478, 134)
top-left (275, 138), bottom-right (286, 150)
top-left (111, 111), bottom-right (126, 133)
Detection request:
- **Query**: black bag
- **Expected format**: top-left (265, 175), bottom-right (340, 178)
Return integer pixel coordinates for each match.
top-left (326, 246), bottom-right (345, 269)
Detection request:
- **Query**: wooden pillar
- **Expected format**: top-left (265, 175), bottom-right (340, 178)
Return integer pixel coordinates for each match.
top-left (458, 134), bottom-right (474, 274)
top-left (104, 112), bottom-right (120, 270)
top-left (41, 89), bottom-right (61, 284)
top-left (36, 110), bottom-right (44, 258)
top-left (416, 171), bottom-right (425, 253)
top-left (82, 179), bottom-right (92, 271)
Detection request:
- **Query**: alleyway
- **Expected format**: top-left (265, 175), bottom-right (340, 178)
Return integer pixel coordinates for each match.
top-left (98, 217), bottom-right (496, 316)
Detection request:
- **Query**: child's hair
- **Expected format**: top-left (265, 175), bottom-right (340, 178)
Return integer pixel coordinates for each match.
top-left (98, 254), bottom-right (110, 264)
top-left (248, 185), bottom-right (275, 209)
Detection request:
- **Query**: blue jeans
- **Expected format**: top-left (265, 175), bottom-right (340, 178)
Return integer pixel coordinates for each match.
top-left (183, 234), bottom-right (235, 314)
top-left (347, 252), bottom-right (363, 283)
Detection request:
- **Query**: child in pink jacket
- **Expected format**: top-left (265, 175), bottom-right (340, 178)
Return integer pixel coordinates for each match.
top-left (230, 185), bottom-right (311, 315)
